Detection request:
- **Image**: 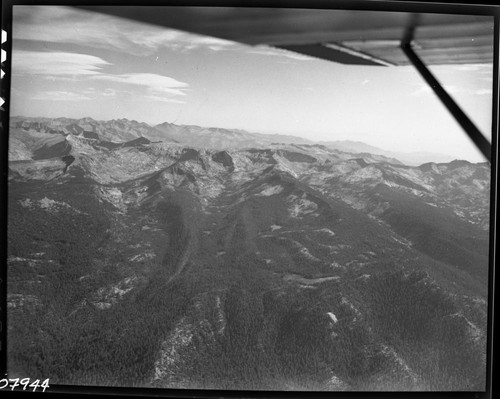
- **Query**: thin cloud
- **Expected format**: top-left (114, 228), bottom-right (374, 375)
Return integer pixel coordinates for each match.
top-left (14, 6), bottom-right (320, 60)
top-left (246, 46), bottom-right (314, 61)
top-left (92, 73), bottom-right (189, 97)
top-left (12, 49), bottom-right (189, 103)
top-left (410, 84), bottom-right (433, 96)
top-left (124, 28), bottom-right (237, 54)
top-left (31, 91), bottom-right (92, 101)
top-left (101, 88), bottom-right (119, 97)
top-left (82, 87), bottom-right (130, 97)
top-left (452, 64), bottom-right (493, 72)
top-left (411, 84), bottom-right (462, 97)
top-left (82, 88), bottom-right (97, 95)
top-left (43, 76), bottom-right (83, 82)
top-left (475, 88), bottom-right (492, 96)
top-left (142, 94), bottom-right (186, 104)
top-left (13, 6), bottom-right (239, 56)
top-left (12, 50), bottom-right (110, 76)
top-left (411, 83), bottom-right (492, 97)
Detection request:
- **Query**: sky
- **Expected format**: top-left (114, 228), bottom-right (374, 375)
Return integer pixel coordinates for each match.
top-left (10, 6), bottom-right (495, 162)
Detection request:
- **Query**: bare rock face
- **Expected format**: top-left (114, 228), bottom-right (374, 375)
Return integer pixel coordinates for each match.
top-left (211, 151), bottom-right (235, 170)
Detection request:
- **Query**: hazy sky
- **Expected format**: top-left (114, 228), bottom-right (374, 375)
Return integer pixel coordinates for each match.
top-left (11, 6), bottom-right (494, 161)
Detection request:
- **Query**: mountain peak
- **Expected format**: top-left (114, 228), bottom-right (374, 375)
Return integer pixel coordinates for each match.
top-left (418, 162), bottom-right (440, 173)
top-left (447, 159), bottom-right (472, 168)
top-left (349, 158), bottom-right (369, 168)
top-left (10, 116), bottom-right (476, 165)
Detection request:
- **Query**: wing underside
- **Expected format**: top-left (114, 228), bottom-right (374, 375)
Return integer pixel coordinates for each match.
top-left (78, 7), bottom-right (494, 66)
top-left (77, 6), bottom-right (495, 161)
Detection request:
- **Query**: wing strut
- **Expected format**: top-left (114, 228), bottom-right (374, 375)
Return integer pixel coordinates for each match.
top-left (401, 16), bottom-right (492, 163)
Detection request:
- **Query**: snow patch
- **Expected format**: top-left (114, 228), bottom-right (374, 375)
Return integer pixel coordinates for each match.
top-left (40, 197), bottom-right (69, 211)
top-left (315, 228), bottom-right (335, 236)
top-left (299, 246), bottom-right (321, 262)
top-left (255, 184), bottom-right (284, 197)
top-left (92, 276), bottom-right (139, 309)
top-left (129, 251), bottom-right (155, 262)
top-left (153, 317), bottom-right (194, 381)
top-left (8, 256), bottom-right (47, 267)
top-left (8, 294), bottom-right (41, 309)
top-left (98, 187), bottom-right (126, 212)
top-left (283, 273), bottom-right (340, 285)
top-left (341, 297), bottom-right (362, 320)
top-left (345, 166), bottom-right (383, 183)
top-left (464, 317), bottom-right (482, 343)
top-left (214, 295), bottom-right (226, 335)
top-left (454, 209), bottom-right (465, 218)
top-left (9, 256), bottom-right (31, 262)
top-left (392, 236), bottom-right (412, 248)
top-left (287, 194), bottom-right (318, 218)
top-left (274, 163), bottom-right (298, 178)
top-left (325, 374), bottom-right (348, 390)
top-left (94, 302), bottom-right (112, 310)
top-left (19, 198), bottom-right (33, 208)
top-left (152, 292), bottom-right (227, 384)
top-left (19, 197), bottom-right (83, 214)
top-left (329, 262), bottom-right (343, 270)
top-left (380, 344), bottom-right (420, 384)
top-left (327, 312), bottom-right (338, 323)
top-left (382, 180), bottom-right (399, 188)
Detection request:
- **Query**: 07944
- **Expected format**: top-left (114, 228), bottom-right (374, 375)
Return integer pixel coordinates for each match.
top-left (0, 378), bottom-right (50, 392)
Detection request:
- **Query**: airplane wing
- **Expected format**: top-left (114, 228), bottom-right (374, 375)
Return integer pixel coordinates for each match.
top-left (77, 7), bottom-right (494, 66)
top-left (77, 6), bottom-right (495, 161)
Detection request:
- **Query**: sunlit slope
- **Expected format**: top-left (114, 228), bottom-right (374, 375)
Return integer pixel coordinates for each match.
top-left (7, 122), bottom-right (489, 390)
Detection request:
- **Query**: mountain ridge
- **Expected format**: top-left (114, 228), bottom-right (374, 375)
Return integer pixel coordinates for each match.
top-left (320, 139), bottom-right (458, 166)
top-left (7, 115), bottom-right (490, 390)
top-left (11, 116), bottom-right (468, 166)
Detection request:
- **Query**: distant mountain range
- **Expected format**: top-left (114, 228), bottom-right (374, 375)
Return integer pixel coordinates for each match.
top-left (10, 116), bottom-right (461, 166)
top-left (321, 140), bottom-right (457, 166)
top-left (7, 115), bottom-right (490, 390)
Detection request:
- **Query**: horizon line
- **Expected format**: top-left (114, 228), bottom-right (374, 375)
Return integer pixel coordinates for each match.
top-left (9, 114), bottom-right (481, 162)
